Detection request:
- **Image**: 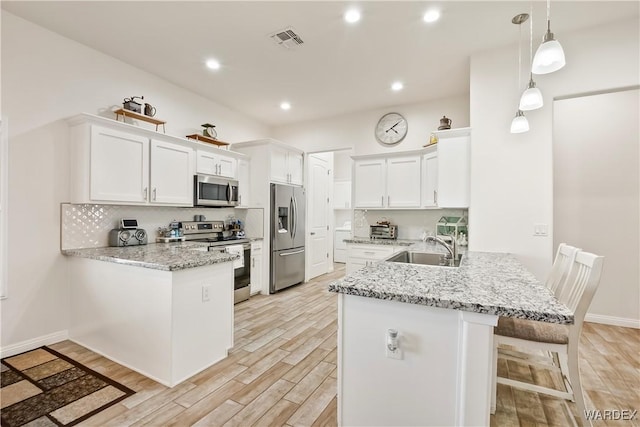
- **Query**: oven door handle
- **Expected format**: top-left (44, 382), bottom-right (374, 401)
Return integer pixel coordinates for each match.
top-left (279, 249), bottom-right (305, 257)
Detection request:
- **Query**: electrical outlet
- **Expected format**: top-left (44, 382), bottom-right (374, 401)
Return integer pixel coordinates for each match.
top-left (202, 284), bottom-right (211, 302)
top-left (386, 347), bottom-right (403, 360)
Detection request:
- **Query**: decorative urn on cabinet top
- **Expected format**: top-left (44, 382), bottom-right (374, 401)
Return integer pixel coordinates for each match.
top-left (438, 116), bottom-right (452, 130)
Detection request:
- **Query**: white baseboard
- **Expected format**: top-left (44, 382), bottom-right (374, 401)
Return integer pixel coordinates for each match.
top-left (585, 313), bottom-right (640, 329)
top-left (0, 330), bottom-right (69, 358)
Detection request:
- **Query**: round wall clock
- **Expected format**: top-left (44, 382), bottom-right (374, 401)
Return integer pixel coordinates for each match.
top-left (375, 112), bottom-right (408, 145)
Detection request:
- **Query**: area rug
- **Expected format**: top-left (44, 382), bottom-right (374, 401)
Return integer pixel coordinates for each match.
top-left (1, 346), bottom-right (135, 427)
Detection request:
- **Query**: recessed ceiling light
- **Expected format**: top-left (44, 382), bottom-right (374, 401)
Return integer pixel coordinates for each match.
top-left (391, 81), bottom-right (404, 91)
top-left (280, 102), bottom-right (291, 110)
top-left (423, 10), bottom-right (440, 23)
top-left (205, 59), bottom-right (221, 70)
top-left (344, 9), bottom-right (361, 23)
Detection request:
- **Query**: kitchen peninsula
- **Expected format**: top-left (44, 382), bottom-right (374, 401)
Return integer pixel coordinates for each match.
top-left (329, 241), bottom-right (573, 427)
top-left (63, 242), bottom-right (239, 387)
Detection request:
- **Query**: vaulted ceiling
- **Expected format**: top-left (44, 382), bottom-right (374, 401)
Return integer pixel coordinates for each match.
top-left (3, 1), bottom-right (638, 126)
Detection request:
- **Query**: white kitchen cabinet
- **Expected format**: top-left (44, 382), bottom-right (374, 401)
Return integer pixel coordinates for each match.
top-left (334, 229), bottom-right (351, 263)
top-left (432, 128), bottom-right (470, 208)
top-left (270, 145), bottom-right (304, 185)
top-left (69, 116), bottom-right (198, 207)
top-left (89, 126), bottom-right (149, 203)
top-left (386, 155), bottom-right (421, 208)
top-left (353, 159), bottom-right (386, 208)
top-left (421, 149), bottom-right (438, 208)
top-left (353, 154), bottom-right (421, 209)
top-left (150, 140), bottom-right (194, 205)
top-left (196, 150), bottom-right (237, 179)
top-left (237, 159), bottom-right (250, 208)
top-left (333, 180), bottom-right (352, 209)
top-left (346, 243), bottom-right (397, 274)
top-left (250, 241), bottom-right (263, 295)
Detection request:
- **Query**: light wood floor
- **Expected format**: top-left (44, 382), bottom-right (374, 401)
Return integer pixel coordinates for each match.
top-left (48, 264), bottom-right (639, 427)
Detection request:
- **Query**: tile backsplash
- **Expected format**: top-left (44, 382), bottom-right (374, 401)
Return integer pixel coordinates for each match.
top-left (353, 208), bottom-right (468, 241)
top-left (61, 203), bottom-right (264, 250)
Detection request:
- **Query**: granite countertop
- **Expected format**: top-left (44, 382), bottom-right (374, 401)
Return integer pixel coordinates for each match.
top-left (343, 237), bottom-right (420, 246)
top-left (329, 242), bottom-right (573, 324)
top-left (62, 242), bottom-right (240, 272)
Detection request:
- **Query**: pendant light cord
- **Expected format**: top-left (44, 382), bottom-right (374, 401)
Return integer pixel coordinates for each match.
top-left (546, 0), bottom-right (551, 32)
top-left (518, 22), bottom-right (522, 91)
top-left (529, 4), bottom-right (534, 70)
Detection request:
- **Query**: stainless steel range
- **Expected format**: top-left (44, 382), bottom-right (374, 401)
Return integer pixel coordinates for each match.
top-left (183, 220), bottom-right (251, 304)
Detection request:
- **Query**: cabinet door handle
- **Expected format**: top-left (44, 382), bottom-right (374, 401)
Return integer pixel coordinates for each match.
top-left (364, 251), bottom-right (375, 255)
top-left (434, 190), bottom-right (438, 204)
top-left (153, 188), bottom-right (157, 201)
top-left (388, 195), bottom-right (390, 205)
top-left (252, 257), bottom-right (255, 268)
top-left (143, 187), bottom-right (148, 201)
top-left (381, 195), bottom-right (384, 206)
top-left (239, 195), bottom-right (242, 205)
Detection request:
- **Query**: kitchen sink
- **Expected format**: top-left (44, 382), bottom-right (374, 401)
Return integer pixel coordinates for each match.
top-left (385, 251), bottom-right (462, 267)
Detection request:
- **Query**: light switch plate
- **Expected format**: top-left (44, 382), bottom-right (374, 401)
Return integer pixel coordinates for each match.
top-left (533, 223), bottom-right (548, 237)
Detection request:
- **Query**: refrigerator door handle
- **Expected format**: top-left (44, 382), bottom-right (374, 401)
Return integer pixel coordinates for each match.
top-left (279, 249), bottom-right (305, 256)
top-left (289, 197), bottom-right (294, 239)
top-left (292, 196), bottom-right (298, 240)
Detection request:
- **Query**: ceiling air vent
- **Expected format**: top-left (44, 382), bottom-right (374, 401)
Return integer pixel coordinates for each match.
top-left (270, 27), bottom-right (304, 49)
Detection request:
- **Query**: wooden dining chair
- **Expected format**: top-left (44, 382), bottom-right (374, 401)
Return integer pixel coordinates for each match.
top-left (546, 243), bottom-right (580, 297)
top-left (491, 250), bottom-right (604, 426)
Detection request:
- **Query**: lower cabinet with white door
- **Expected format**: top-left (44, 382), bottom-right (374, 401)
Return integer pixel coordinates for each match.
top-left (346, 243), bottom-right (399, 274)
top-left (250, 241), bottom-right (263, 295)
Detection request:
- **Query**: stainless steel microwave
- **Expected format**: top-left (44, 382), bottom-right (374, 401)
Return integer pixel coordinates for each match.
top-left (194, 174), bottom-right (239, 207)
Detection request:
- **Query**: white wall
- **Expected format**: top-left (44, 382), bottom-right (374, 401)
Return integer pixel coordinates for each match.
top-left (554, 90), bottom-right (639, 326)
top-left (0, 12), bottom-right (270, 351)
top-left (273, 94), bottom-right (469, 155)
top-left (469, 19), bottom-right (639, 320)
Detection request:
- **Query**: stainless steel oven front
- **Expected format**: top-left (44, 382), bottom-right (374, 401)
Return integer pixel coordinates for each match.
top-left (194, 174), bottom-right (239, 207)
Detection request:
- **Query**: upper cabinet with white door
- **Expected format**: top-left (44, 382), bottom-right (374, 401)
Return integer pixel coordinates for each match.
top-left (196, 149), bottom-right (237, 178)
top-left (432, 127), bottom-right (470, 208)
top-left (232, 139), bottom-right (304, 188)
top-left (150, 139), bottom-right (194, 205)
top-left (353, 153), bottom-right (421, 209)
top-left (352, 128), bottom-right (470, 210)
top-left (67, 113), bottom-right (255, 207)
top-left (270, 145), bottom-right (303, 185)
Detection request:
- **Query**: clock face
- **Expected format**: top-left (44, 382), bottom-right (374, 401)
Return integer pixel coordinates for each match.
top-left (375, 113), bottom-right (407, 145)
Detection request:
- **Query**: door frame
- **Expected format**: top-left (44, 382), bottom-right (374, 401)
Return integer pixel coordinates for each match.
top-left (304, 147), bottom-right (353, 281)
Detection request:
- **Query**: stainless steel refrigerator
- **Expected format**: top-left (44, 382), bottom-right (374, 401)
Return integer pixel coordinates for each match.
top-left (270, 183), bottom-right (305, 293)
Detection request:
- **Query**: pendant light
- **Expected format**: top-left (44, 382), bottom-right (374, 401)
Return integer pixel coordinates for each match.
top-left (532, 0), bottom-right (565, 74)
top-left (511, 13), bottom-right (529, 134)
top-left (520, 5), bottom-right (544, 111)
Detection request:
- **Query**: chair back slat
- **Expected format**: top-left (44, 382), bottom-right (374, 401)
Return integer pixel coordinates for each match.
top-left (547, 243), bottom-right (580, 297)
top-left (559, 251), bottom-right (604, 322)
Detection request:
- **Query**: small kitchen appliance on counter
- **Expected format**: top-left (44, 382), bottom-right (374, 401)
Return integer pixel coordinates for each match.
top-left (182, 220), bottom-right (251, 304)
top-left (109, 218), bottom-right (148, 247)
top-left (370, 223), bottom-right (398, 240)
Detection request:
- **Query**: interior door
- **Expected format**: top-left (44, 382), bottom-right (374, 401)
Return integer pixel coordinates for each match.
top-left (307, 153), bottom-right (332, 279)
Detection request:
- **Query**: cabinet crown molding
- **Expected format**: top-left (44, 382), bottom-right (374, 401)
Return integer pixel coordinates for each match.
top-left (67, 113), bottom-right (248, 160)
top-left (232, 138), bottom-right (305, 154)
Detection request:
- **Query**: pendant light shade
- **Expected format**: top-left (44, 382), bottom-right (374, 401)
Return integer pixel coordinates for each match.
top-left (532, 0), bottom-right (565, 74)
top-left (532, 32), bottom-right (565, 74)
top-left (510, 110), bottom-right (530, 134)
top-left (520, 76), bottom-right (544, 110)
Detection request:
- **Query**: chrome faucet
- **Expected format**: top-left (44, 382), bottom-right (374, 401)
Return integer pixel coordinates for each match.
top-left (426, 236), bottom-right (458, 264)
